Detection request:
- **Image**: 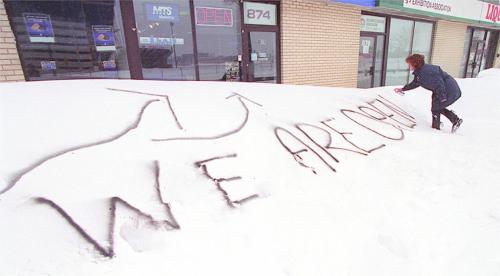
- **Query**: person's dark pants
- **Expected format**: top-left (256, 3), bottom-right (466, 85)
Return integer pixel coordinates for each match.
top-left (431, 95), bottom-right (460, 130)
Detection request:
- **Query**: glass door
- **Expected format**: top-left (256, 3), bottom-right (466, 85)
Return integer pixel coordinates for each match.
top-left (465, 29), bottom-right (488, 78)
top-left (247, 31), bottom-right (277, 83)
top-left (357, 35), bottom-right (376, 88)
top-left (466, 29), bottom-right (487, 78)
top-left (241, 1), bottom-right (279, 83)
top-left (357, 34), bottom-right (384, 88)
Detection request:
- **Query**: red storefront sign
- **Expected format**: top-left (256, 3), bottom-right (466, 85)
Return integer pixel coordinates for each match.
top-left (484, 3), bottom-right (500, 23)
top-left (195, 7), bottom-right (233, 27)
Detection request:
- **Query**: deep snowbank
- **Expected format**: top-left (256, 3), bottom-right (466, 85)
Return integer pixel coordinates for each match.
top-left (1, 72), bottom-right (499, 276)
top-left (478, 68), bottom-right (500, 78)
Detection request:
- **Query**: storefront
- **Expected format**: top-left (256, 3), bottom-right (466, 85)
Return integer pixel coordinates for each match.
top-left (1, 0), bottom-right (500, 86)
top-left (460, 26), bottom-right (500, 78)
top-left (355, 0), bottom-right (500, 88)
top-left (357, 12), bottom-right (434, 88)
top-left (3, 0), bottom-right (280, 83)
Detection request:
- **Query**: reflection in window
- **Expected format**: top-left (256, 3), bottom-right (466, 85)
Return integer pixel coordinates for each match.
top-left (412, 21), bottom-right (433, 62)
top-left (386, 18), bottom-right (434, 85)
top-left (133, 0), bottom-right (195, 80)
top-left (194, 0), bottom-right (242, 81)
top-left (249, 31), bottom-right (277, 83)
top-left (6, 0), bottom-right (130, 80)
top-left (385, 18), bottom-right (413, 86)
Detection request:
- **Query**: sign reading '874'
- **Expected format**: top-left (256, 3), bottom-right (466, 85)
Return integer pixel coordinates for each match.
top-left (243, 2), bottom-right (277, 26)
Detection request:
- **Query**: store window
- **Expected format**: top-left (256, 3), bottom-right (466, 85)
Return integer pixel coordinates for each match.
top-left (194, 0), bottom-right (242, 81)
top-left (6, 0), bottom-right (281, 83)
top-left (411, 22), bottom-right (433, 60)
top-left (132, 0), bottom-right (196, 80)
top-left (385, 18), bottom-right (433, 85)
top-left (385, 19), bottom-right (413, 86)
top-left (6, 0), bottom-right (130, 80)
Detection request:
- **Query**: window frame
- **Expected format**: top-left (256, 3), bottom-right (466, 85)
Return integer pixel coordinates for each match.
top-left (5, 0), bottom-right (133, 81)
top-left (361, 11), bottom-right (435, 86)
top-left (122, 0), bottom-right (281, 82)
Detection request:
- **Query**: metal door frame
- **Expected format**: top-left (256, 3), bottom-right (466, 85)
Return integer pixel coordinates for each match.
top-left (240, 0), bottom-right (281, 83)
top-left (464, 27), bottom-right (491, 78)
top-left (472, 40), bottom-right (486, 77)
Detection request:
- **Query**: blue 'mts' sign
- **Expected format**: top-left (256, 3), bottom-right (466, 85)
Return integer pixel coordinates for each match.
top-left (330, 0), bottom-right (376, 7)
top-left (145, 3), bottom-right (180, 22)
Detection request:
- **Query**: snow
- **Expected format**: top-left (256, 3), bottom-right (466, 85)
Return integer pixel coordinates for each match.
top-left (478, 68), bottom-right (500, 79)
top-left (0, 72), bottom-right (500, 276)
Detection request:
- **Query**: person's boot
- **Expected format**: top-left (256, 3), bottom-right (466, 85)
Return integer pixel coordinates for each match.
top-left (432, 114), bottom-right (441, 130)
top-left (451, 115), bottom-right (463, 133)
top-left (443, 110), bottom-right (463, 133)
top-left (442, 109), bottom-right (458, 122)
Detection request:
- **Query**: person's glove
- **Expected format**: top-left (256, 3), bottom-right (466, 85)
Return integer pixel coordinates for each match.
top-left (393, 88), bottom-right (405, 95)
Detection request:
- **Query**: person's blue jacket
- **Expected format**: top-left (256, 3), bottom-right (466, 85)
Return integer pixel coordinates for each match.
top-left (402, 63), bottom-right (462, 111)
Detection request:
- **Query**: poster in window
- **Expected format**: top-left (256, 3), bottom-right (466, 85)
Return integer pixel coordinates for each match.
top-left (139, 36), bottom-right (184, 48)
top-left (361, 39), bottom-right (371, 54)
top-left (92, 25), bottom-right (116, 52)
top-left (224, 61), bottom-right (239, 81)
top-left (23, 13), bottom-right (55, 43)
top-left (40, 61), bottom-right (56, 71)
top-left (102, 60), bottom-right (117, 70)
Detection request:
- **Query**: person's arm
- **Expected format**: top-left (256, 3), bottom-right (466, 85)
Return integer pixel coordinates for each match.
top-left (394, 75), bottom-right (419, 94)
top-left (402, 76), bottom-right (420, 91)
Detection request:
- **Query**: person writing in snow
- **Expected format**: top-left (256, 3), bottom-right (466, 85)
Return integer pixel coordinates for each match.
top-left (394, 54), bottom-right (463, 132)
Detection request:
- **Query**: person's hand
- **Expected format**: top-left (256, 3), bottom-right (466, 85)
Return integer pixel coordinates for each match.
top-left (394, 88), bottom-right (404, 95)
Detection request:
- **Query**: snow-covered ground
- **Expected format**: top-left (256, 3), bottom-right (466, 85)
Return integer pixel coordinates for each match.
top-left (1, 70), bottom-right (499, 276)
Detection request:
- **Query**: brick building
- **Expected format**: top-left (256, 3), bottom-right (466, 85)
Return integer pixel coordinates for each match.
top-left (1, 0), bottom-right (500, 87)
top-left (0, 1), bottom-right (23, 81)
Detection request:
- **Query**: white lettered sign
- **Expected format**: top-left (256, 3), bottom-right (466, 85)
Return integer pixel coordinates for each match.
top-left (402, 0), bottom-right (500, 26)
top-left (360, 15), bottom-right (386, 33)
top-left (243, 2), bottom-right (277, 26)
